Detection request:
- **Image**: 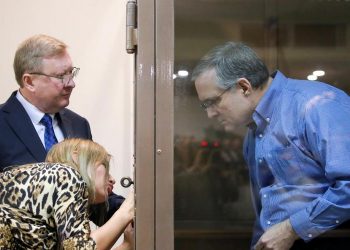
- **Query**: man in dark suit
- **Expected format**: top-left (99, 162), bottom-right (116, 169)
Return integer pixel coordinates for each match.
top-left (0, 91), bottom-right (92, 169)
top-left (0, 34), bottom-right (124, 225)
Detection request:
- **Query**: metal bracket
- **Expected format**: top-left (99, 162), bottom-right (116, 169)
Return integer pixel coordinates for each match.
top-left (126, 0), bottom-right (137, 54)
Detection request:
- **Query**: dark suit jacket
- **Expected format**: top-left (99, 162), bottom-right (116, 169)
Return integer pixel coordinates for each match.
top-left (0, 91), bottom-right (92, 170)
top-left (0, 91), bottom-right (124, 224)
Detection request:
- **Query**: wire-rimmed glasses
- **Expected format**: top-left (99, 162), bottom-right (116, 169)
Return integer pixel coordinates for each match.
top-left (29, 67), bottom-right (80, 86)
top-left (200, 85), bottom-right (233, 110)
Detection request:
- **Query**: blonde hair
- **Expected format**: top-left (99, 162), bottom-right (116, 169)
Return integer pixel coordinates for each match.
top-left (46, 138), bottom-right (110, 204)
top-left (13, 34), bottom-right (67, 87)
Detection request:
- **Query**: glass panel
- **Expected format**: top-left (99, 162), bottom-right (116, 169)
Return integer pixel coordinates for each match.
top-left (174, 1), bottom-right (350, 249)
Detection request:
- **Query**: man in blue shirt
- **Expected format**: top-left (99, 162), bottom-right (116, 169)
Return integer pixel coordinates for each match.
top-left (192, 41), bottom-right (350, 249)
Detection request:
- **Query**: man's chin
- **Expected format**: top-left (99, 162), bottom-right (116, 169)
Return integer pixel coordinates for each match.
top-left (223, 124), bottom-right (235, 132)
top-left (59, 100), bottom-right (70, 108)
top-left (223, 123), bottom-right (247, 133)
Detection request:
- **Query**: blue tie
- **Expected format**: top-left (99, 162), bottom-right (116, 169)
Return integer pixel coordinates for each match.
top-left (41, 114), bottom-right (58, 152)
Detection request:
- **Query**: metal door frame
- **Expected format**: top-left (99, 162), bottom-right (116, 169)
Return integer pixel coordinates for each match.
top-left (135, 0), bottom-right (174, 249)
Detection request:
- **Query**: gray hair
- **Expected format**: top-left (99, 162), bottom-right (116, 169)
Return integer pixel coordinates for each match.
top-left (13, 34), bottom-right (67, 87)
top-left (191, 42), bottom-right (269, 89)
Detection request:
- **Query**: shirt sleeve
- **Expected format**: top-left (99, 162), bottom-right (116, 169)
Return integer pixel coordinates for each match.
top-left (53, 166), bottom-right (96, 249)
top-left (290, 94), bottom-right (350, 240)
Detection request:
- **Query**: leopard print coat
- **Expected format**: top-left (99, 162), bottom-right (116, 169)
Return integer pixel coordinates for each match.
top-left (0, 163), bottom-right (96, 249)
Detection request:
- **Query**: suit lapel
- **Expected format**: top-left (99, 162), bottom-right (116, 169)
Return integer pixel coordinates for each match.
top-left (2, 92), bottom-right (46, 161)
top-left (58, 109), bottom-right (73, 138)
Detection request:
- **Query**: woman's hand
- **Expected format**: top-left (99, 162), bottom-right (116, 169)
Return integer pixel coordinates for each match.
top-left (119, 190), bottom-right (134, 222)
top-left (90, 190), bottom-right (135, 250)
top-left (112, 223), bottom-right (134, 250)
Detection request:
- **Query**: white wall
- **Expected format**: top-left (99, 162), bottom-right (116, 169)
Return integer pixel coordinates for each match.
top-left (0, 1), bottom-right (134, 197)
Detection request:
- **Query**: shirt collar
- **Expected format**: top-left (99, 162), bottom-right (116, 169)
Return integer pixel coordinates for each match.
top-left (252, 70), bottom-right (288, 130)
top-left (16, 90), bottom-right (54, 125)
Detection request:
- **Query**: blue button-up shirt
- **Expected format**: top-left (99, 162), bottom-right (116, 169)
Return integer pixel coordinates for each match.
top-left (244, 71), bottom-right (350, 245)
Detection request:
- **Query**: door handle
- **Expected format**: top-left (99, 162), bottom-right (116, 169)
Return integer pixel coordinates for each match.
top-left (120, 177), bottom-right (134, 188)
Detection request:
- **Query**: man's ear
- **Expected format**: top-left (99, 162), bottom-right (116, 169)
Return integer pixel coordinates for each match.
top-left (22, 73), bottom-right (35, 91)
top-left (236, 78), bottom-right (253, 96)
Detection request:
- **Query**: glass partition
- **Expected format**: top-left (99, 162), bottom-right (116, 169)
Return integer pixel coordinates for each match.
top-left (174, 1), bottom-right (350, 249)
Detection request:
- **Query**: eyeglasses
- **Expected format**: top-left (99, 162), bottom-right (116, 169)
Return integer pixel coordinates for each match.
top-left (29, 67), bottom-right (80, 86)
top-left (200, 85), bottom-right (233, 110)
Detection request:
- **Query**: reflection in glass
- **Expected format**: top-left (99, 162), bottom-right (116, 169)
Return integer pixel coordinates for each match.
top-left (174, 1), bottom-right (350, 249)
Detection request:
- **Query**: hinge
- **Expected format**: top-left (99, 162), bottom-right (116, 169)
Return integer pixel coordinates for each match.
top-left (126, 0), bottom-right (137, 54)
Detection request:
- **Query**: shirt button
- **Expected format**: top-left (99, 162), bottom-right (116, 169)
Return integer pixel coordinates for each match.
top-left (258, 134), bottom-right (263, 138)
top-left (263, 194), bottom-right (267, 198)
top-left (336, 220), bottom-right (340, 224)
top-left (266, 117), bottom-right (270, 122)
top-left (308, 234), bottom-right (313, 238)
top-left (258, 159), bottom-right (263, 163)
top-left (267, 221), bottom-right (271, 225)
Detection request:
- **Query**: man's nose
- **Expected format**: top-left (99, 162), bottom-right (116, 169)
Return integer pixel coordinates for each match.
top-left (206, 107), bottom-right (218, 119)
top-left (65, 78), bottom-right (76, 88)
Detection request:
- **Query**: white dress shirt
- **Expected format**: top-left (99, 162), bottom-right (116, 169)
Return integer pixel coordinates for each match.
top-left (16, 90), bottom-right (64, 148)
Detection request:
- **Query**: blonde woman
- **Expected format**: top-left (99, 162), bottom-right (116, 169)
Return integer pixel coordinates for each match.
top-left (0, 138), bottom-right (134, 250)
